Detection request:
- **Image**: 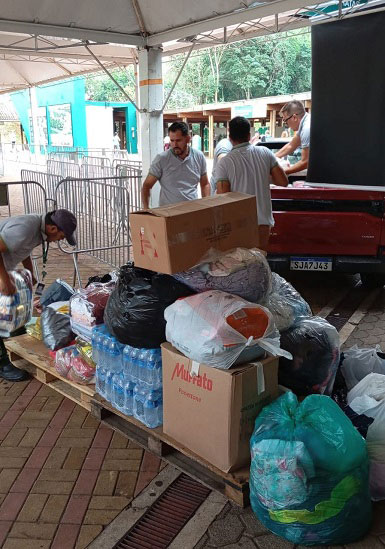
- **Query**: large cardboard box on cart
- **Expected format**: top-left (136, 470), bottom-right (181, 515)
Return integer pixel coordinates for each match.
top-left (130, 192), bottom-right (259, 274)
top-left (161, 343), bottom-right (279, 473)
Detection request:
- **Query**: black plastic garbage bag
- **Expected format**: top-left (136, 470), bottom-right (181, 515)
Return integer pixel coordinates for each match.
top-left (278, 316), bottom-right (340, 396)
top-left (40, 280), bottom-right (74, 309)
top-left (104, 263), bottom-right (195, 348)
top-left (41, 307), bottom-right (74, 351)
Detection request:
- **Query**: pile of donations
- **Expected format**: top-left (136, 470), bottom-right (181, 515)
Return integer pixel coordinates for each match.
top-left (4, 193), bottom-right (382, 545)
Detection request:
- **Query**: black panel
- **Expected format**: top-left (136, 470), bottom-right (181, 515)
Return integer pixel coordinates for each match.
top-left (308, 12), bottom-right (385, 186)
top-left (272, 199), bottom-right (384, 216)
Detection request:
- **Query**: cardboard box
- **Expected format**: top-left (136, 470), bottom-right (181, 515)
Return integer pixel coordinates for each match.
top-left (161, 343), bottom-right (278, 473)
top-left (130, 192), bottom-right (259, 274)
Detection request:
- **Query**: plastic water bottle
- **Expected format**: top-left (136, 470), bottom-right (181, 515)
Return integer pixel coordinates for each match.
top-left (112, 370), bottom-right (125, 412)
top-left (123, 380), bottom-right (135, 416)
top-left (137, 349), bottom-right (149, 385)
top-left (91, 329), bottom-right (99, 364)
top-left (146, 349), bottom-right (162, 389)
top-left (157, 392), bottom-right (163, 425)
top-left (96, 363), bottom-right (107, 398)
top-left (133, 385), bottom-right (147, 423)
top-left (109, 339), bottom-right (123, 371)
top-left (123, 345), bottom-right (132, 379)
top-left (129, 347), bottom-right (139, 384)
top-left (144, 390), bottom-right (160, 428)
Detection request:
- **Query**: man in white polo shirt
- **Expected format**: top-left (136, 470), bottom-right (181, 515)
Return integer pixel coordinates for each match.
top-left (141, 121), bottom-right (210, 208)
top-left (276, 100), bottom-right (311, 175)
top-left (215, 116), bottom-right (288, 251)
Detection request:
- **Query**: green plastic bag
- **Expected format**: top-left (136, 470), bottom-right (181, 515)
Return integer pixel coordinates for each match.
top-left (250, 392), bottom-right (371, 545)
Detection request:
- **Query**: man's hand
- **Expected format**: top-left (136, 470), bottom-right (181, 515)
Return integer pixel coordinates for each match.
top-left (0, 274), bottom-right (16, 296)
top-left (33, 296), bottom-right (42, 313)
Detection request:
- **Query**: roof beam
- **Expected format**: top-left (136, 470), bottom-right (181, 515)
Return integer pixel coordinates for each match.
top-left (147, 0), bottom-right (314, 46)
top-left (0, 19), bottom-right (145, 47)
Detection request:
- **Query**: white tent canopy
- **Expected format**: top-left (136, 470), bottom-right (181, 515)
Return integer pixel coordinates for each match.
top-left (1, 0), bottom-right (384, 93)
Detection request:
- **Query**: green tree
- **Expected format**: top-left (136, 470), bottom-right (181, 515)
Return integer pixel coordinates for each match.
top-left (85, 66), bottom-right (136, 102)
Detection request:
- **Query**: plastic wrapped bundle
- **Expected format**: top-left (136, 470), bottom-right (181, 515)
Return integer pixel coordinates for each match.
top-left (55, 345), bottom-right (76, 377)
top-left (41, 303), bottom-right (74, 351)
top-left (25, 317), bottom-right (42, 340)
top-left (342, 345), bottom-right (385, 391)
top-left (264, 273), bottom-right (312, 332)
top-left (70, 282), bottom-right (115, 328)
top-left (250, 392), bottom-right (371, 545)
top-left (104, 263), bottom-right (194, 348)
top-left (67, 349), bottom-right (95, 385)
top-left (40, 279), bottom-right (74, 309)
top-left (348, 373), bottom-right (385, 501)
top-left (0, 269), bottom-right (33, 337)
top-left (173, 248), bottom-right (272, 303)
top-left (164, 290), bottom-right (290, 370)
top-left (279, 316), bottom-right (340, 396)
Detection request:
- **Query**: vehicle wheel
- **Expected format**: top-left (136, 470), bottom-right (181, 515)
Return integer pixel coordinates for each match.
top-left (360, 272), bottom-right (385, 288)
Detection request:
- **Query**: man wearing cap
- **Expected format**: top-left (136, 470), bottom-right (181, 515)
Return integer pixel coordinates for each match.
top-left (0, 209), bottom-right (77, 381)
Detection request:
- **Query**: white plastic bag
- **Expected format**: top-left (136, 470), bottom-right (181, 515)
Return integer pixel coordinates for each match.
top-left (348, 373), bottom-right (385, 500)
top-left (164, 290), bottom-right (291, 370)
top-left (342, 345), bottom-right (385, 390)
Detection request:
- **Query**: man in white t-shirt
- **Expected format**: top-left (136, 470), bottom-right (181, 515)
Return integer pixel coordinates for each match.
top-left (215, 116), bottom-right (288, 251)
top-left (276, 100), bottom-right (311, 175)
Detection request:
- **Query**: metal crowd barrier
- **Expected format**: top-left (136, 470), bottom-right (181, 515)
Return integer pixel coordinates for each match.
top-left (80, 156), bottom-right (114, 178)
top-left (55, 176), bottom-right (131, 286)
top-left (47, 159), bottom-right (81, 179)
top-left (115, 164), bottom-right (142, 212)
top-left (21, 170), bottom-right (60, 213)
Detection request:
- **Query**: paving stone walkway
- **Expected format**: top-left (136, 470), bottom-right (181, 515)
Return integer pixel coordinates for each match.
top-left (0, 376), bottom-right (164, 548)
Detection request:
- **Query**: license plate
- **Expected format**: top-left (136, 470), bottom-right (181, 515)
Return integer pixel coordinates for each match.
top-left (290, 257), bottom-right (332, 271)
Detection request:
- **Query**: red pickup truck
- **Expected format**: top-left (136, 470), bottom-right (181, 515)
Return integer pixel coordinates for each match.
top-left (259, 142), bottom-right (385, 287)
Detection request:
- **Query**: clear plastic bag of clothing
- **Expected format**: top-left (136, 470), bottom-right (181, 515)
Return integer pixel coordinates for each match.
top-left (263, 273), bottom-right (312, 332)
top-left (173, 247), bottom-right (272, 303)
top-left (104, 263), bottom-right (194, 348)
top-left (278, 316), bottom-right (340, 396)
top-left (0, 269), bottom-right (33, 337)
top-left (250, 391), bottom-right (371, 545)
top-left (348, 372), bottom-right (385, 500)
top-left (342, 345), bottom-right (385, 391)
top-left (164, 290), bottom-right (291, 370)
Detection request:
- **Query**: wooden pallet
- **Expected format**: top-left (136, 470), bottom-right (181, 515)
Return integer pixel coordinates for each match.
top-left (5, 334), bottom-right (95, 411)
top-left (91, 394), bottom-right (250, 507)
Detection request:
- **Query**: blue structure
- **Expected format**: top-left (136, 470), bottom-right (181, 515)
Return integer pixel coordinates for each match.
top-left (11, 78), bottom-right (138, 153)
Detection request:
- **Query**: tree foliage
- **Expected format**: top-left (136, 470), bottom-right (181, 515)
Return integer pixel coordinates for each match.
top-left (85, 31), bottom-right (311, 106)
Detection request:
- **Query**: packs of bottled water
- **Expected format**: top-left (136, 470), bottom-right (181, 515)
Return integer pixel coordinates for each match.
top-left (93, 325), bottom-right (163, 428)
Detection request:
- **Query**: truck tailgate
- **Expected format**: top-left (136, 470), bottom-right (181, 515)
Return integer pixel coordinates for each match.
top-left (269, 185), bottom-right (385, 256)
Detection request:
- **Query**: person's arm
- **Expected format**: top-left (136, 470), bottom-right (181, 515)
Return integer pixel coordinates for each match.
top-left (0, 238), bottom-right (16, 295)
top-left (271, 165), bottom-right (289, 187)
top-left (22, 256), bottom-right (37, 285)
top-left (141, 174), bottom-right (159, 209)
top-left (275, 134), bottom-right (300, 159)
top-left (216, 180), bottom-right (231, 194)
top-left (284, 147), bottom-right (309, 175)
top-left (200, 174), bottom-right (210, 197)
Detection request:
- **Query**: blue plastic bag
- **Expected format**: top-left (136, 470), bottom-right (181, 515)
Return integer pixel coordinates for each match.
top-left (250, 392), bottom-right (371, 545)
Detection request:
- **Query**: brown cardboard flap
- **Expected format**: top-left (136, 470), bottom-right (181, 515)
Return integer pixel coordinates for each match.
top-left (132, 192), bottom-right (254, 218)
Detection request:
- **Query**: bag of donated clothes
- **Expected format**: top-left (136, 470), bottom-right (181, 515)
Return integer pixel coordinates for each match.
top-left (104, 263), bottom-right (194, 348)
top-left (40, 279), bottom-right (74, 309)
top-left (250, 391), bottom-right (371, 545)
top-left (41, 302), bottom-right (74, 351)
top-left (278, 316), bottom-right (340, 396)
top-left (264, 273), bottom-right (312, 332)
top-left (342, 345), bottom-right (385, 391)
top-left (173, 247), bottom-right (272, 303)
top-left (0, 269), bottom-right (33, 336)
top-left (348, 373), bottom-right (385, 500)
top-left (164, 290), bottom-right (291, 370)
top-left (70, 282), bottom-right (114, 327)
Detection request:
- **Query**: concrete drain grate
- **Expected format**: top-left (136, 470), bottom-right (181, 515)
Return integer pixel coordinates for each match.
top-left (114, 473), bottom-right (211, 548)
